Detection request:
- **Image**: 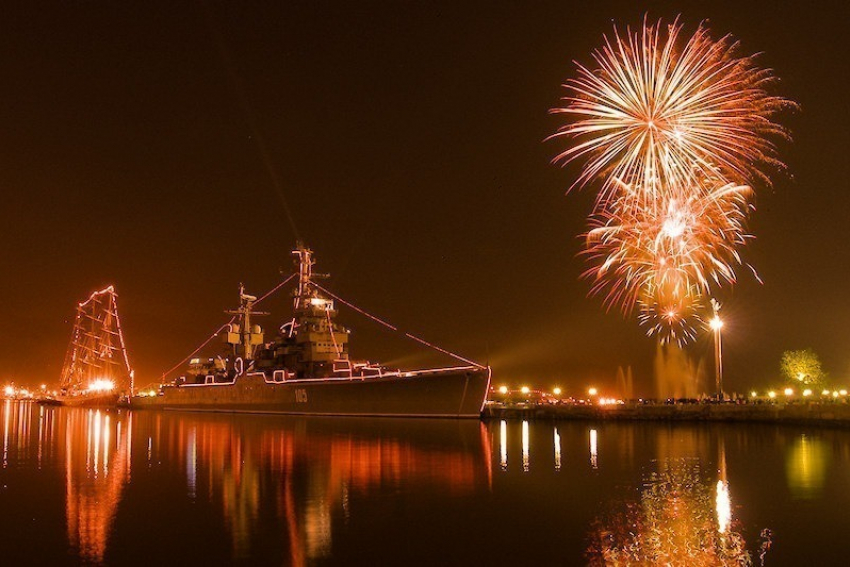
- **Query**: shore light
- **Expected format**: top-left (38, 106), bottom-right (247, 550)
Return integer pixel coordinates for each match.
top-left (750, 391), bottom-right (757, 398)
top-left (803, 389), bottom-right (812, 397)
top-left (709, 299), bottom-right (724, 400)
top-left (498, 386), bottom-right (508, 395)
top-left (553, 387), bottom-right (562, 396)
top-left (784, 388), bottom-right (794, 397)
top-left (768, 391), bottom-right (776, 399)
top-left (520, 386), bottom-right (530, 395)
top-left (588, 387), bottom-right (598, 396)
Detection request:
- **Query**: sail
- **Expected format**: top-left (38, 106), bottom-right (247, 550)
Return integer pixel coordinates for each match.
top-left (60, 286), bottom-right (134, 393)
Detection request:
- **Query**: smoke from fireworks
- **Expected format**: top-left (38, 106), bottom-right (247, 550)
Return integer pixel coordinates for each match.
top-left (551, 18), bottom-right (795, 344)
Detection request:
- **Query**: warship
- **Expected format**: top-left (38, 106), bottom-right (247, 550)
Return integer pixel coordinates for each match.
top-left (131, 245), bottom-right (490, 417)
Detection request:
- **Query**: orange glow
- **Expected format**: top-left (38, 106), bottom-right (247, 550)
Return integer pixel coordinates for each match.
top-left (709, 316), bottom-right (723, 331)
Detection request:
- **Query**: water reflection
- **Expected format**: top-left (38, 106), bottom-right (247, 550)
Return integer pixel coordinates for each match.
top-left (133, 413), bottom-right (492, 564)
top-left (65, 408), bottom-right (131, 563)
top-left (500, 420), bottom-right (507, 470)
top-left (522, 420), bottom-right (530, 472)
top-left (590, 428), bottom-right (598, 469)
top-left (786, 434), bottom-right (829, 500)
top-left (8, 401), bottom-right (850, 564)
top-left (554, 427), bottom-right (561, 471)
top-left (588, 459), bottom-right (753, 566)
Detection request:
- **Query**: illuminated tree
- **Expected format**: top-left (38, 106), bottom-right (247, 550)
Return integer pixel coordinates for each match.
top-left (780, 349), bottom-right (826, 388)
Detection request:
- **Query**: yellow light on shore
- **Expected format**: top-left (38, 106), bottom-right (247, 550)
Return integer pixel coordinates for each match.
top-left (841, 389), bottom-right (848, 397)
top-left (803, 389), bottom-right (812, 397)
top-left (834, 391), bottom-right (840, 398)
top-left (784, 388), bottom-right (794, 396)
top-left (520, 386), bottom-right (530, 395)
top-left (3, 386), bottom-right (13, 397)
top-left (498, 386), bottom-right (508, 394)
top-left (822, 389), bottom-right (831, 396)
top-left (750, 391), bottom-right (757, 398)
top-left (588, 387), bottom-right (598, 396)
top-left (553, 387), bottom-right (562, 396)
top-left (768, 391), bottom-right (777, 399)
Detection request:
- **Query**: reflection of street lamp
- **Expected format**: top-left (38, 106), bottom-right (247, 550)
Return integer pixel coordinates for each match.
top-left (709, 299), bottom-right (724, 401)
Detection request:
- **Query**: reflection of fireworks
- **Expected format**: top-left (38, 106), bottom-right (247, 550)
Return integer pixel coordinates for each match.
top-left (551, 18), bottom-right (794, 341)
top-left (587, 460), bottom-right (756, 566)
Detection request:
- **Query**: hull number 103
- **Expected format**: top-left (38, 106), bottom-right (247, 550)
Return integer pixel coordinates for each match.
top-left (295, 389), bottom-right (308, 403)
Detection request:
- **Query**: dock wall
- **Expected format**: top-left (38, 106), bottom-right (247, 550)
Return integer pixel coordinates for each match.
top-left (483, 402), bottom-right (850, 428)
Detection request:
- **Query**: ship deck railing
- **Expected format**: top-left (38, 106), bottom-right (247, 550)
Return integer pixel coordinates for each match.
top-left (168, 365), bottom-right (482, 388)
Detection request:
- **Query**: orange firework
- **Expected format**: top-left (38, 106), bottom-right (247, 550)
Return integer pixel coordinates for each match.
top-left (584, 177), bottom-right (752, 309)
top-left (550, 17), bottom-right (793, 205)
top-left (551, 18), bottom-right (794, 342)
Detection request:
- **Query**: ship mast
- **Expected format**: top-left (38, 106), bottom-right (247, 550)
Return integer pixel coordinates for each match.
top-left (225, 285), bottom-right (267, 361)
top-left (292, 242), bottom-right (328, 312)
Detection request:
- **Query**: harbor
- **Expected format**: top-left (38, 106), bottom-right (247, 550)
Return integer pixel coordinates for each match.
top-left (484, 399), bottom-right (850, 427)
top-left (1, 1), bottom-right (847, 565)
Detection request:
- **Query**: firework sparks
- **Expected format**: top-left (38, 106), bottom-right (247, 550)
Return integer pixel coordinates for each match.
top-left (550, 17), bottom-right (793, 203)
top-left (551, 17), bottom-right (794, 342)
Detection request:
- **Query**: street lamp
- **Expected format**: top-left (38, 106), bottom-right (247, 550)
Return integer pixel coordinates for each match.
top-left (709, 299), bottom-right (724, 401)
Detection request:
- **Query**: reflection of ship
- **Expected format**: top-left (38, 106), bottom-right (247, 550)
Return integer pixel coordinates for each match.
top-left (135, 412), bottom-right (492, 564)
top-left (132, 244), bottom-right (490, 417)
top-left (52, 286), bottom-right (134, 407)
top-left (63, 408), bottom-right (132, 563)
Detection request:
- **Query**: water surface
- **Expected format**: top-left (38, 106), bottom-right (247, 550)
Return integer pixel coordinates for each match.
top-left (1, 400), bottom-right (848, 565)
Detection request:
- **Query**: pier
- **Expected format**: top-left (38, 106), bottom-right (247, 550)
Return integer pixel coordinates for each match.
top-left (483, 400), bottom-right (850, 427)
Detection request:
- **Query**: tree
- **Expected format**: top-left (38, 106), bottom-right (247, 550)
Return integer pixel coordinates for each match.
top-left (780, 349), bottom-right (827, 389)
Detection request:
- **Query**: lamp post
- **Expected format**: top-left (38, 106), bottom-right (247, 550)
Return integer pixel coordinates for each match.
top-left (709, 299), bottom-right (724, 401)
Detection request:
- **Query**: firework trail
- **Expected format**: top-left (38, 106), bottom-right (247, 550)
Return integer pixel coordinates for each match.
top-left (551, 18), bottom-right (795, 344)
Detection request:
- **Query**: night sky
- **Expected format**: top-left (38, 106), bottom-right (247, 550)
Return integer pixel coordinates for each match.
top-left (2, 1), bottom-right (847, 396)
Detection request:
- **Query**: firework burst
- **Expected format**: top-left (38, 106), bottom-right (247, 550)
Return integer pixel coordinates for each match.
top-left (550, 17), bottom-right (793, 204)
top-left (552, 17), bottom-right (794, 342)
top-left (584, 176), bottom-right (753, 312)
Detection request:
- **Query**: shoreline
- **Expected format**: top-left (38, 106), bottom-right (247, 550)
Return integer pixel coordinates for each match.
top-left (482, 401), bottom-right (850, 428)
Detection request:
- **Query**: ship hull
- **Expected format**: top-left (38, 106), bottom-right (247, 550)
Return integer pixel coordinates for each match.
top-left (47, 392), bottom-right (120, 408)
top-left (131, 367), bottom-right (490, 418)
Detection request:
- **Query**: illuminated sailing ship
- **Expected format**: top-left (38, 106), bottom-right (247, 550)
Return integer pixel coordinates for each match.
top-left (132, 244), bottom-right (490, 417)
top-left (56, 286), bottom-right (134, 407)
